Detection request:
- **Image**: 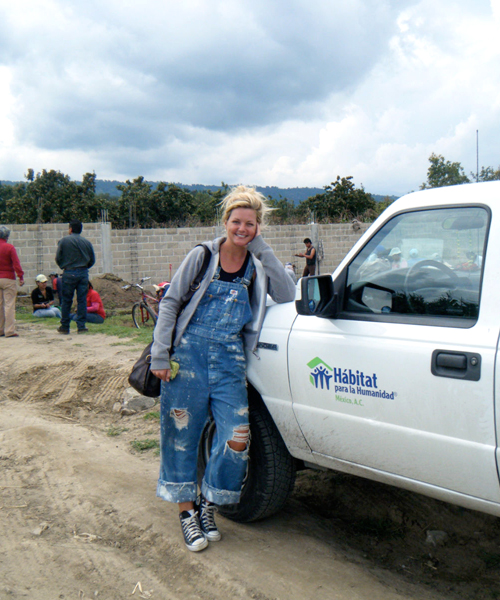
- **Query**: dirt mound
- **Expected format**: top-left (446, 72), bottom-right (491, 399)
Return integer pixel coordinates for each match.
top-left (16, 273), bottom-right (162, 312)
top-left (90, 273), bottom-right (142, 310)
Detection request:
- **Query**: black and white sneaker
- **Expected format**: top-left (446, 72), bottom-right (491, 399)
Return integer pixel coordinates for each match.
top-left (179, 511), bottom-right (208, 552)
top-left (197, 497), bottom-right (221, 542)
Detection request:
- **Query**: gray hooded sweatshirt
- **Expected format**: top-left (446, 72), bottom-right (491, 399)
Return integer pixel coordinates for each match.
top-left (150, 235), bottom-right (296, 371)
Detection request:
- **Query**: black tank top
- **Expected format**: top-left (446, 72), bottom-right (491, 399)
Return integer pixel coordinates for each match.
top-left (218, 253), bottom-right (254, 298)
top-left (218, 252), bottom-right (250, 282)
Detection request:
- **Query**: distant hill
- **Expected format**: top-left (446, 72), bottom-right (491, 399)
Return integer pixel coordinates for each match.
top-left (92, 180), bottom-right (326, 203)
top-left (93, 180), bottom-right (396, 203)
top-left (1, 179), bottom-right (397, 204)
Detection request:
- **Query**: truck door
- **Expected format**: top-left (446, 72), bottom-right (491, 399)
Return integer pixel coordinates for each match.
top-left (288, 203), bottom-right (500, 504)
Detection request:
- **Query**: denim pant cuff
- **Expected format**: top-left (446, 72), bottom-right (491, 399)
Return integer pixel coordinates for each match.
top-left (156, 480), bottom-right (197, 503)
top-left (201, 480), bottom-right (242, 505)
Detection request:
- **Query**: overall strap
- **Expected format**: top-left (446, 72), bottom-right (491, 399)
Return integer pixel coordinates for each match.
top-left (239, 254), bottom-right (255, 288)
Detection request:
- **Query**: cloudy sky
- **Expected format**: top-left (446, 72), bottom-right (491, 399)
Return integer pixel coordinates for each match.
top-left (0, 0), bottom-right (499, 197)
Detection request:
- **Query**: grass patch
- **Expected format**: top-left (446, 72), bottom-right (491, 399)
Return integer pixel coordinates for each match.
top-left (83, 314), bottom-right (153, 342)
top-left (16, 311), bottom-right (153, 345)
top-left (143, 411), bottom-right (160, 421)
top-left (131, 438), bottom-right (160, 452)
top-left (107, 426), bottom-right (129, 437)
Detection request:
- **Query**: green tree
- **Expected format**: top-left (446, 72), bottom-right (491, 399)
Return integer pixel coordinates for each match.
top-left (191, 190), bottom-right (219, 225)
top-left (115, 178), bottom-right (204, 227)
top-left (420, 153), bottom-right (470, 189)
top-left (372, 195), bottom-right (396, 218)
top-left (0, 182), bottom-right (26, 221)
top-left (299, 176), bottom-right (375, 222)
top-left (474, 166), bottom-right (500, 182)
top-left (191, 183), bottom-right (229, 225)
top-left (116, 176), bottom-right (155, 227)
top-left (152, 183), bottom-right (195, 225)
top-left (2, 169), bottom-right (98, 224)
top-left (267, 196), bottom-right (298, 224)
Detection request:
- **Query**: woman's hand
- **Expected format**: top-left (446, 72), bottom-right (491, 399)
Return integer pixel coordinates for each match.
top-left (151, 368), bottom-right (171, 382)
top-left (250, 222), bottom-right (261, 243)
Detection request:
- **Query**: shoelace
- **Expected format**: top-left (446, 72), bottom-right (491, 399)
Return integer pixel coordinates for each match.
top-left (200, 502), bottom-right (218, 531)
top-left (181, 513), bottom-right (204, 542)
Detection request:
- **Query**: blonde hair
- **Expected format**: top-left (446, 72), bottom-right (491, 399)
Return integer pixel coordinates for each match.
top-left (220, 185), bottom-right (272, 225)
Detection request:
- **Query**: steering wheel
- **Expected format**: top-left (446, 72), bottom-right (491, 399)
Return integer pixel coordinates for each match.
top-left (405, 259), bottom-right (459, 291)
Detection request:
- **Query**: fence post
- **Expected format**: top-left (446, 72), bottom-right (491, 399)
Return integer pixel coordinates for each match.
top-left (311, 223), bottom-right (320, 275)
top-left (100, 222), bottom-right (114, 275)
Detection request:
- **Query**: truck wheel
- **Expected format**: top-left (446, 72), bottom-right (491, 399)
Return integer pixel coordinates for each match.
top-left (197, 397), bottom-right (296, 523)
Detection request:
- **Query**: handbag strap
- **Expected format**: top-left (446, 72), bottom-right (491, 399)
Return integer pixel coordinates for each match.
top-left (178, 244), bottom-right (212, 314)
top-left (167, 244), bottom-right (212, 350)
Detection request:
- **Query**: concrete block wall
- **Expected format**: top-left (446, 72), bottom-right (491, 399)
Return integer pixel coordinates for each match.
top-left (6, 223), bottom-right (105, 293)
top-left (5, 221), bottom-right (370, 292)
top-left (317, 222), bottom-right (371, 275)
top-left (111, 226), bottom-right (224, 285)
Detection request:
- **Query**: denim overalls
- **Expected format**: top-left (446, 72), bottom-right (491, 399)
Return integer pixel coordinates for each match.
top-left (157, 256), bottom-right (255, 505)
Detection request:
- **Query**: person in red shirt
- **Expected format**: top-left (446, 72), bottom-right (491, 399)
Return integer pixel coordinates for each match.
top-left (49, 272), bottom-right (62, 306)
top-left (69, 282), bottom-right (106, 324)
top-left (0, 225), bottom-right (24, 338)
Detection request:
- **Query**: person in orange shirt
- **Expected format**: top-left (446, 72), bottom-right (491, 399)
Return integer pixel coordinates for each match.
top-left (70, 282), bottom-right (106, 324)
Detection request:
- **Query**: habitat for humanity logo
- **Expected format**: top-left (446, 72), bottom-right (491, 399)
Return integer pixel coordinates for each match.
top-left (308, 357), bottom-right (333, 389)
top-left (307, 356), bottom-right (396, 400)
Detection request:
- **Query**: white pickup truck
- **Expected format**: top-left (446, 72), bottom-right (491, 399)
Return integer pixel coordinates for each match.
top-left (199, 181), bottom-right (500, 523)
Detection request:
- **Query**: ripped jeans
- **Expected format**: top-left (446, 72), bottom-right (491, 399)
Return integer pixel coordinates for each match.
top-left (157, 331), bottom-right (250, 505)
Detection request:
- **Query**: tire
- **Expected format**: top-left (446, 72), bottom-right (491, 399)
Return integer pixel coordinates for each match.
top-left (197, 392), bottom-right (297, 523)
top-left (132, 303), bottom-right (142, 328)
top-left (132, 303), bottom-right (157, 329)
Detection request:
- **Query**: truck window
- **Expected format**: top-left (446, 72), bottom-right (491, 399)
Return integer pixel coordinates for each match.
top-left (344, 206), bottom-right (488, 324)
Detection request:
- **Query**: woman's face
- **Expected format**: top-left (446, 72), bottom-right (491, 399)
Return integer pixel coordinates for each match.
top-left (225, 208), bottom-right (258, 247)
top-left (37, 281), bottom-right (47, 290)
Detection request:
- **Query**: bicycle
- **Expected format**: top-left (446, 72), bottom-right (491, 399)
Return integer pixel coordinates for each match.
top-left (122, 277), bottom-right (159, 329)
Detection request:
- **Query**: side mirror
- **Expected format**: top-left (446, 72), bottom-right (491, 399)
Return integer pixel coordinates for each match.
top-left (295, 275), bottom-right (338, 318)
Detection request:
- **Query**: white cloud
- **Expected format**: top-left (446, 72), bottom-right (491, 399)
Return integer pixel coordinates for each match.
top-left (0, 0), bottom-right (499, 197)
top-left (0, 67), bottom-right (15, 147)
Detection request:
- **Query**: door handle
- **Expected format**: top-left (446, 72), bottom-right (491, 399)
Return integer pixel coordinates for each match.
top-left (431, 350), bottom-right (481, 381)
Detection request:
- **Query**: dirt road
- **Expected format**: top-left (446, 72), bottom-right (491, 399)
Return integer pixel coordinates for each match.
top-left (1, 321), bottom-right (498, 600)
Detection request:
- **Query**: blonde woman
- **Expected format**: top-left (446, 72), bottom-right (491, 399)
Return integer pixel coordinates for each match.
top-left (151, 186), bottom-right (295, 551)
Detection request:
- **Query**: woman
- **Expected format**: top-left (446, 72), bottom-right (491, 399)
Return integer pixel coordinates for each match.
top-left (31, 274), bottom-right (62, 318)
top-left (0, 225), bottom-right (24, 338)
top-left (151, 186), bottom-right (296, 552)
top-left (70, 282), bottom-right (106, 324)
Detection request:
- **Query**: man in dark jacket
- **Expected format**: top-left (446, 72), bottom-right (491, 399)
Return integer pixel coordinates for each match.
top-left (55, 220), bottom-right (95, 334)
